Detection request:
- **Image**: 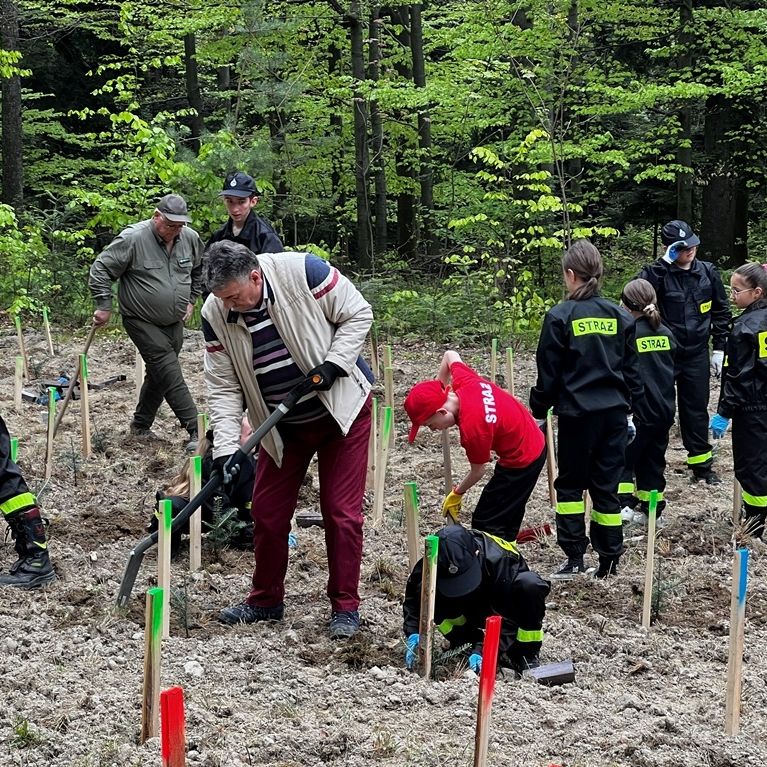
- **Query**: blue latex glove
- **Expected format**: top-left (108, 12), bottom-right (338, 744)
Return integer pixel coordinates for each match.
top-left (626, 414), bottom-right (636, 445)
top-left (468, 653), bottom-right (482, 674)
top-left (665, 242), bottom-right (683, 262)
top-left (710, 413), bottom-right (730, 439)
top-left (405, 633), bottom-right (420, 670)
top-left (288, 532), bottom-right (297, 549)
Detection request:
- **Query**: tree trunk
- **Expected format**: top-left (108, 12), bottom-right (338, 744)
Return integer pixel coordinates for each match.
top-left (700, 94), bottom-right (750, 268)
top-left (348, 1), bottom-right (372, 268)
top-left (328, 40), bottom-right (345, 223)
top-left (675, 0), bottom-right (693, 222)
top-left (410, 3), bottom-right (433, 254)
top-left (1, 0), bottom-right (24, 207)
top-left (368, 6), bottom-right (388, 259)
top-left (184, 33), bottom-right (206, 154)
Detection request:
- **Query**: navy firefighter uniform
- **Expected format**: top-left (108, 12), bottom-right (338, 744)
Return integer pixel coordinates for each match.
top-left (638, 254), bottom-right (730, 477)
top-left (530, 297), bottom-right (644, 569)
top-left (716, 300), bottom-right (767, 537)
top-left (618, 317), bottom-right (677, 518)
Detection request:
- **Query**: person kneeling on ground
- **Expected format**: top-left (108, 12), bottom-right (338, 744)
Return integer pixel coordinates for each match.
top-left (404, 351), bottom-right (545, 542)
top-left (402, 525), bottom-right (550, 674)
top-left (0, 414), bottom-right (55, 588)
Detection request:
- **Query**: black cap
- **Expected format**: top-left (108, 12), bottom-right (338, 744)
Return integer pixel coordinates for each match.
top-left (219, 171), bottom-right (259, 198)
top-left (436, 526), bottom-right (482, 598)
top-left (156, 194), bottom-right (191, 223)
top-left (661, 220), bottom-right (700, 247)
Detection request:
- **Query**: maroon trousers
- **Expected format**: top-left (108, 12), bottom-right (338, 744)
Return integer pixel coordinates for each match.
top-left (246, 397), bottom-right (371, 612)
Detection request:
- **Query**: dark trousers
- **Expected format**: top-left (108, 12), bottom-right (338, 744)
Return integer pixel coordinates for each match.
top-left (555, 409), bottom-right (625, 562)
top-left (620, 421), bottom-right (672, 515)
top-left (0, 416), bottom-right (34, 515)
top-left (247, 397), bottom-right (371, 612)
top-left (472, 446), bottom-right (546, 541)
top-left (122, 315), bottom-right (198, 433)
top-left (733, 411), bottom-right (767, 538)
top-left (675, 348), bottom-right (713, 472)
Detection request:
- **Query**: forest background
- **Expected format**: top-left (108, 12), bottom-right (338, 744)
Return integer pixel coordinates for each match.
top-left (2, 0), bottom-right (767, 345)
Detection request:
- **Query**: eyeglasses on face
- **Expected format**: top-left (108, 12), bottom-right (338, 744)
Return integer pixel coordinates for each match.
top-left (730, 286), bottom-right (755, 296)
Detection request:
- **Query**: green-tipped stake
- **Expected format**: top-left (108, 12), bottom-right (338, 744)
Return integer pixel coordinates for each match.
top-left (10, 438), bottom-right (19, 463)
top-left (157, 499), bottom-right (172, 639)
top-left (641, 489), bottom-right (659, 629)
top-left (188, 455), bottom-right (202, 572)
top-left (372, 405), bottom-right (393, 527)
top-left (417, 535), bottom-right (439, 678)
top-left (404, 482), bottom-right (420, 570)
top-left (79, 353), bottom-right (91, 458)
top-left (140, 587), bottom-right (165, 743)
top-left (366, 397), bottom-right (378, 491)
top-left (44, 387), bottom-right (56, 480)
top-left (725, 547), bottom-right (749, 736)
top-left (196, 413), bottom-right (208, 448)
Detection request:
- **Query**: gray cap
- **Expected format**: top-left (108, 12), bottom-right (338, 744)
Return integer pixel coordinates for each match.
top-left (156, 194), bottom-right (191, 223)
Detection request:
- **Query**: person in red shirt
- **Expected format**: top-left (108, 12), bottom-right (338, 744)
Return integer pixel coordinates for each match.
top-left (404, 351), bottom-right (545, 541)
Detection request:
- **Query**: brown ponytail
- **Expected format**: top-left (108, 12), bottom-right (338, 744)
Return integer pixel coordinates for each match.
top-left (562, 240), bottom-right (603, 300)
top-left (621, 278), bottom-right (662, 330)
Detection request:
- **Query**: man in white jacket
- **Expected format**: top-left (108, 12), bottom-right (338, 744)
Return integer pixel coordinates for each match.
top-left (202, 241), bottom-right (373, 638)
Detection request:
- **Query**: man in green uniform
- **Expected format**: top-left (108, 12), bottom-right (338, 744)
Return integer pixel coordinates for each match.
top-left (89, 194), bottom-right (203, 449)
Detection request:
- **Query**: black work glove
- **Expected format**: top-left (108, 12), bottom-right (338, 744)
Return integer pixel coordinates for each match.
top-left (213, 452), bottom-right (244, 495)
top-left (306, 361), bottom-right (347, 391)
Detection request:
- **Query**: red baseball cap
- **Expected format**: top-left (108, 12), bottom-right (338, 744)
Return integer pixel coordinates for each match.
top-left (404, 380), bottom-right (449, 443)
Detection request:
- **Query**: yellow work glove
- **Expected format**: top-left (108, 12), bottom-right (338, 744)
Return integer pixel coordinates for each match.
top-left (441, 488), bottom-right (463, 522)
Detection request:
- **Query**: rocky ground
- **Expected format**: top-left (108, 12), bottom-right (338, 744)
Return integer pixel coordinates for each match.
top-left (0, 322), bottom-right (766, 767)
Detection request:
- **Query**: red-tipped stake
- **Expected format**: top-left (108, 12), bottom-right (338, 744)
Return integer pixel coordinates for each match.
top-left (473, 614), bottom-right (502, 767)
top-left (161, 686), bottom-right (186, 766)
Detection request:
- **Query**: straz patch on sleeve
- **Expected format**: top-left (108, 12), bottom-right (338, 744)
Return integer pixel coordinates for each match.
top-left (636, 336), bottom-right (671, 353)
top-left (700, 300), bottom-right (712, 314)
top-left (571, 317), bottom-right (617, 337)
top-left (758, 331), bottom-right (767, 359)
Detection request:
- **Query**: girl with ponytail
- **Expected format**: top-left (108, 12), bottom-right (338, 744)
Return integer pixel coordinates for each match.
top-left (711, 263), bottom-right (767, 538)
top-left (618, 279), bottom-right (677, 526)
top-left (530, 240), bottom-right (645, 580)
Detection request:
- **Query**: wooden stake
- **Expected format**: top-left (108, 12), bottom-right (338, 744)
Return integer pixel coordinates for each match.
top-left (584, 490), bottom-right (592, 517)
top-left (52, 324), bottom-right (98, 438)
top-left (442, 429), bottom-right (453, 495)
top-left (42, 306), bottom-right (55, 356)
top-left (10, 438), bottom-right (19, 463)
top-left (505, 347), bottom-right (515, 397)
top-left (473, 614), bottom-right (502, 767)
top-left (135, 347), bottom-right (145, 406)
top-left (366, 397), bottom-right (378, 490)
top-left (404, 482), bottom-right (420, 571)
top-left (383, 344), bottom-right (394, 448)
top-left (79, 354), bottom-right (92, 458)
top-left (188, 455), bottom-right (202, 572)
top-left (545, 409), bottom-right (557, 509)
top-left (44, 387), bottom-right (56, 480)
top-left (195, 413), bottom-right (208, 449)
top-left (14, 355), bottom-right (23, 412)
top-left (369, 323), bottom-right (380, 380)
top-left (160, 686), bottom-right (186, 767)
top-left (140, 586), bottom-right (164, 744)
top-left (157, 499), bottom-right (172, 639)
top-left (725, 547), bottom-right (749, 736)
top-left (417, 534), bottom-right (439, 679)
top-left (14, 314), bottom-right (29, 380)
top-left (641, 489), bottom-right (659, 629)
top-left (733, 478), bottom-right (742, 525)
top-left (489, 338), bottom-right (498, 383)
top-left (372, 405), bottom-right (392, 527)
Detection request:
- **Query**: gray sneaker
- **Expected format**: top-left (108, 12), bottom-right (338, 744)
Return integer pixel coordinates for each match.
top-left (550, 559), bottom-right (588, 581)
top-left (328, 610), bottom-right (360, 639)
top-left (218, 602), bottom-right (284, 625)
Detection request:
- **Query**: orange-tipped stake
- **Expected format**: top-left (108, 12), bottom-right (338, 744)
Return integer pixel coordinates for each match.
top-left (473, 614), bottom-right (502, 767)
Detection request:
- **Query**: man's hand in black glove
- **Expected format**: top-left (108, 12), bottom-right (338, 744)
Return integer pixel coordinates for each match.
top-left (307, 361), bottom-right (348, 391)
top-left (212, 452), bottom-right (242, 494)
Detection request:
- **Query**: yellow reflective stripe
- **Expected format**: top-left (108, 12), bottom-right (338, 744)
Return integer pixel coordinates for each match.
top-left (437, 615), bottom-right (467, 635)
top-left (516, 627), bottom-right (543, 643)
top-left (556, 501), bottom-right (585, 515)
top-left (572, 318), bottom-right (617, 337)
top-left (687, 452), bottom-right (712, 466)
top-left (483, 531), bottom-right (519, 555)
top-left (618, 482), bottom-right (635, 495)
top-left (637, 490), bottom-right (664, 502)
top-left (700, 300), bottom-right (712, 314)
top-left (0, 492), bottom-right (36, 516)
top-left (742, 492), bottom-right (767, 508)
top-left (590, 509), bottom-right (622, 527)
top-left (758, 332), bottom-right (767, 359)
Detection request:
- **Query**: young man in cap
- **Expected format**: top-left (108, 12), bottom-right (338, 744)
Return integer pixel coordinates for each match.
top-left (89, 194), bottom-right (203, 451)
top-left (402, 525), bottom-right (549, 673)
top-left (404, 350), bottom-right (545, 541)
top-left (637, 220), bottom-right (730, 484)
top-left (0, 414), bottom-right (55, 587)
top-left (207, 171), bottom-right (283, 255)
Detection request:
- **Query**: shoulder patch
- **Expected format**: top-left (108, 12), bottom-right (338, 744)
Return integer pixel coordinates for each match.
top-left (571, 317), bottom-right (617, 337)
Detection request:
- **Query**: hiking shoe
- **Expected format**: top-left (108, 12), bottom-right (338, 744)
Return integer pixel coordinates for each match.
top-left (218, 602), bottom-right (284, 625)
top-left (693, 468), bottom-right (721, 486)
top-left (129, 422), bottom-right (161, 440)
top-left (550, 559), bottom-right (588, 581)
top-left (328, 610), bottom-right (360, 639)
top-left (0, 552), bottom-right (56, 589)
top-left (593, 558), bottom-right (618, 579)
top-left (508, 654), bottom-right (541, 675)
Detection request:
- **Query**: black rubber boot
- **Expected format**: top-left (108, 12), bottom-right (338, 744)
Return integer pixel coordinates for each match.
top-left (0, 508), bottom-right (56, 588)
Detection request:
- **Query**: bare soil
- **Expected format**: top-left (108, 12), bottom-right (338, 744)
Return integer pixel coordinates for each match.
top-left (1, 323), bottom-right (766, 767)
